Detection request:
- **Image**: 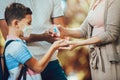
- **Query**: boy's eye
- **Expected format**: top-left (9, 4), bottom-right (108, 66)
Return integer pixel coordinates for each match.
top-left (28, 21), bottom-right (31, 25)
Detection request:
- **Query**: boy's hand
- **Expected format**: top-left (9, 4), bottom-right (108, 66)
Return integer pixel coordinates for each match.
top-left (52, 40), bottom-right (69, 49)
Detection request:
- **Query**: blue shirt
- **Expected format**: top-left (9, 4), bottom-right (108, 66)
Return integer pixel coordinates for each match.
top-left (5, 39), bottom-right (32, 80)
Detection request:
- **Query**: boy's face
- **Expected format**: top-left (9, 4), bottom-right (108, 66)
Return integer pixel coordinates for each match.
top-left (17, 14), bottom-right (32, 36)
top-left (18, 14), bottom-right (32, 30)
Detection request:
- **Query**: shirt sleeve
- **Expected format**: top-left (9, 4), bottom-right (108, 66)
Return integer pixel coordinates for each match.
top-left (0, 1), bottom-right (6, 19)
top-left (9, 41), bottom-right (32, 64)
top-left (52, 0), bottom-right (64, 18)
top-left (0, 0), bottom-right (16, 19)
top-left (79, 17), bottom-right (89, 38)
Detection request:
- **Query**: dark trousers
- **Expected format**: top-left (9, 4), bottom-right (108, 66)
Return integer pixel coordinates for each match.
top-left (41, 60), bottom-right (67, 80)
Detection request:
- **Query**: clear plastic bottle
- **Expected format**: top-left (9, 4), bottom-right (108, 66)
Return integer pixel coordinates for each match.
top-left (53, 25), bottom-right (60, 36)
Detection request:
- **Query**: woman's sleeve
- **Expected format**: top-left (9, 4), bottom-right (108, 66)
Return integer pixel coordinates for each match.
top-left (97, 0), bottom-right (120, 44)
top-left (79, 17), bottom-right (89, 38)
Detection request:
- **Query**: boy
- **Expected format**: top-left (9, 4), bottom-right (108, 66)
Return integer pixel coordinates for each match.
top-left (4, 3), bottom-right (67, 80)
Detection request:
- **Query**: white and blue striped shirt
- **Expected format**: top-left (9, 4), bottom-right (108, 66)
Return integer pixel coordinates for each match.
top-left (5, 39), bottom-right (32, 80)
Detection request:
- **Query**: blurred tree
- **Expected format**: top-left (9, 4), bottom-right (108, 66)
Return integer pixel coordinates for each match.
top-left (58, 0), bottom-right (92, 80)
top-left (0, 30), bottom-right (5, 55)
top-left (65, 0), bottom-right (91, 28)
top-left (0, 30), bottom-right (5, 74)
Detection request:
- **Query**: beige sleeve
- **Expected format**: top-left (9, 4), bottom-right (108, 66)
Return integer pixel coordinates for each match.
top-left (97, 0), bottom-right (120, 44)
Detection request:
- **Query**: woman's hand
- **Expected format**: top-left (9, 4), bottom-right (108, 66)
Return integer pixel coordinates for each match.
top-left (58, 40), bottom-right (79, 50)
top-left (49, 25), bottom-right (67, 38)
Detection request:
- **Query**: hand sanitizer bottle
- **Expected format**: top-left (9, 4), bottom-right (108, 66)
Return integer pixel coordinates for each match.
top-left (53, 25), bottom-right (60, 36)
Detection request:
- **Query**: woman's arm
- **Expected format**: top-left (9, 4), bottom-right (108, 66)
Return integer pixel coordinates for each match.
top-left (68, 36), bottom-right (101, 49)
top-left (69, 0), bottom-right (120, 48)
top-left (95, 0), bottom-right (120, 44)
top-left (58, 17), bottom-right (89, 38)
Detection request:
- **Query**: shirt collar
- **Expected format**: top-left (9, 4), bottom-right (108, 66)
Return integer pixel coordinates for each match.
top-left (6, 35), bottom-right (26, 44)
top-left (7, 35), bottom-right (20, 40)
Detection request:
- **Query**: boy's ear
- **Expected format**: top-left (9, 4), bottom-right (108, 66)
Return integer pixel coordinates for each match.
top-left (12, 19), bottom-right (19, 28)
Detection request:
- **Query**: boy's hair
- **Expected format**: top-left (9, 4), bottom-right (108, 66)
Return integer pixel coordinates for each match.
top-left (5, 3), bottom-right (32, 26)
